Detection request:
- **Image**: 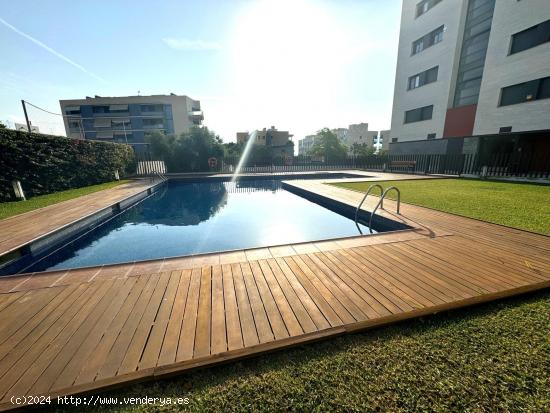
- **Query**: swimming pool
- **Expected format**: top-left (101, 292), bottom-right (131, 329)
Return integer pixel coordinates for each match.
top-left (12, 178), bottom-right (406, 273)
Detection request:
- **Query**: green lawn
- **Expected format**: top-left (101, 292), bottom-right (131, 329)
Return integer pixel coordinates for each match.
top-left (332, 178), bottom-right (550, 235)
top-left (54, 291), bottom-right (550, 413)
top-left (0, 180), bottom-right (129, 220)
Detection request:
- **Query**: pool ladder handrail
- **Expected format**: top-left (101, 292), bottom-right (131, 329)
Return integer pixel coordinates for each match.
top-left (368, 186), bottom-right (401, 233)
top-left (354, 184), bottom-right (384, 225)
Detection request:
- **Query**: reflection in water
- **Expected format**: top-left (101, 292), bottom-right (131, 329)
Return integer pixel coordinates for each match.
top-left (136, 182), bottom-right (228, 226)
top-left (28, 180), bottom-right (373, 272)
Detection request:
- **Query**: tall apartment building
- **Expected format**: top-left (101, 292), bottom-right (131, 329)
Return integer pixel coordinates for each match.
top-left (59, 94), bottom-right (203, 149)
top-left (390, 0), bottom-right (550, 153)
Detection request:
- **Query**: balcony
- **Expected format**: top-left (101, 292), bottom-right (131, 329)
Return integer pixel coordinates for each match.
top-left (189, 110), bottom-right (204, 124)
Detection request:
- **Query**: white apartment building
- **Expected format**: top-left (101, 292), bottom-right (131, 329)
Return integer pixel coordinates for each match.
top-left (390, 0), bottom-right (550, 148)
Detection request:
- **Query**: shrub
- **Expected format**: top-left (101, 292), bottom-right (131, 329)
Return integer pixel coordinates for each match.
top-left (0, 129), bottom-right (135, 201)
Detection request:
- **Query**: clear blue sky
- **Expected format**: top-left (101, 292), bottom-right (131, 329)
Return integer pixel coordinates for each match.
top-left (0, 0), bottom-right (402, 141)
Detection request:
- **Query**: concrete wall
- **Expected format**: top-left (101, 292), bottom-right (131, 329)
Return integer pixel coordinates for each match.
top-left (474, 0), bottom-right (550, 134)
top-left (390, 0), bottom-right (469, 142)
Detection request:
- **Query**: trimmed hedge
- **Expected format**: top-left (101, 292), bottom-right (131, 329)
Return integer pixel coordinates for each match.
top-left (0, 129), bottom-right (135, 202)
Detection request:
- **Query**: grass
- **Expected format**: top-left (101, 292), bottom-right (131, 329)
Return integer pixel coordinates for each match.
top-left (0, 180), bottom-right (129, 220)
top-left (52, 290), bottom-right (550, 412)
top-left (332, 178), bottom-right (550, 235)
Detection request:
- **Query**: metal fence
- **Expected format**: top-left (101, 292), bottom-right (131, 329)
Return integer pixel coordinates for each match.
top-left (134, 151), bottom-right (550, 179)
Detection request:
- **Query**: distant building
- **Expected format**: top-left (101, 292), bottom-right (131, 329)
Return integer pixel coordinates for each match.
top-left (14, 122), bottom-right (39, 133)
top-left (390, 0), bottom-right (550, 154)
top-left (379, 129), bottom-right (391, 151)
top-left (236, 126), bottom-right (294, 156)
top-left (346, 123), bottom-right (379, 151)
top-left (59, 94), bottom-right (203, 149)
top-left (298, 134), bottom-right (319, 155)
top-left (331, 128), bottom-right (348, 144)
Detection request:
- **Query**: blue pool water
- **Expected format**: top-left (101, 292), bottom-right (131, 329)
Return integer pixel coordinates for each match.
top-left (28, 179), bottom-right (377, 272)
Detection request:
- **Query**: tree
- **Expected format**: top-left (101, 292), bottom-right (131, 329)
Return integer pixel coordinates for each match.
top-left (310, 128), bottom-right (348, 160)
top-left (350, 143), bottom-right (376, 157)
top-left (146, 126), bottom-right (224, 172)
top-left (0, 122), bottom-right (6, 129)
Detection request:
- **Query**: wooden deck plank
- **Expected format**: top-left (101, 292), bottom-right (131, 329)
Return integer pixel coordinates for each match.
top-left (231, 263), bottom-right (259, 348)
top-left (176, 268), bottom-right (202, 362)
top-left (139, 271), bottom-right (181, 370)
top-left (210, 265), bottom-right (227, 355)
top-left (240, 262), bottom-right (274, 344)
top-left (157, 270), bottom-right (191, 366)
top-left (221, 265), bottom-right (244, 352)
top-left (193, 267), bottom-right (212, 359)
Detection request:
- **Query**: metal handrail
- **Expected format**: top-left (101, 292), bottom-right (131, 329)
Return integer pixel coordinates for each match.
top-left (354, 184), bottom-right (384, 225)
top-left (368, 186), bottom-right (401, 232)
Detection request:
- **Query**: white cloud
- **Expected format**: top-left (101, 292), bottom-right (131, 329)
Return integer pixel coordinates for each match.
top-left (0, 16), bottom-right (106, 83)
top-left (162, 38), bottom-right (222, 51)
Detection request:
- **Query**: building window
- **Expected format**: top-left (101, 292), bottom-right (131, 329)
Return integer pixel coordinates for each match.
top-left (427, 133), bottom-right (436, 140)
top-left (411, 25), bottom-right (445, 55)
top-left (408, 66), bottom-right (438, 90)
top-left (392, 138), bottom-right (398, 143)
top-left (68, 120), bottom-right (80, 129)
top-left (452, 0), bottom-right (495, 107)
top-left (65, 106), bottom-right (81, 115)
top-left (141, 104), bottom-right (164, 113)
top-left (92, 105), bottom-right (110, 114)
top-left (142, 118), bottom-right (165, 128)
top-left (111, 119), bottom-right (131, 129)
top-left (499, 76), bottom-right (550, 106)
top-left (404, 105), bottom-right (433, 123)
top-left (416, 0), bottom-right (442, 18)
top-left (510, 19), bottom-right (550, 54)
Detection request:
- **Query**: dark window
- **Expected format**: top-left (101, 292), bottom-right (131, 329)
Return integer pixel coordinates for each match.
top-left (415, 0), bottom-right (442, 18)
top-left (142, 118), bottom-right (165, 127)
top-left (510, 19), bottom-right (550, 54)
top-left (65, 109), bottom-right (81, 115)
top-left (408, 66), bottom-right (438, 90)
top-left (141, 104), bottom-right (164, 112)
top-left (452, 0), bottom-right (495, 107)
top-left (499, 127), bottom-right (512, 134)
top-left (392, 138), bottom-right (398, 143)
top-left (404, 105), bottom-right (433, 123)
top-left (412, 25), bottom-right (445, 55)
top-left (68, 120), bottom-right (80, 129)
top-left (427, 133), bottom-right (436, 140)
top-left (92, 105), bottom-right (110, 114)
top-left (500, 76), bottom-right (550, 106)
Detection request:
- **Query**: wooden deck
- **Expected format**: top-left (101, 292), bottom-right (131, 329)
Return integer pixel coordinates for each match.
top-left (0, 178), bottom-right (548, 410)
top-left (0, 179), bottom-right (157, 257)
